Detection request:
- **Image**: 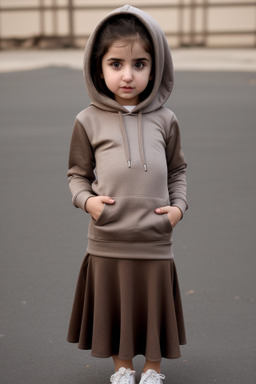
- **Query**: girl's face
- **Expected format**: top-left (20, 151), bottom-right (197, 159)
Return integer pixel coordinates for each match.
top-left (101, 38), bottom-right (152, 105)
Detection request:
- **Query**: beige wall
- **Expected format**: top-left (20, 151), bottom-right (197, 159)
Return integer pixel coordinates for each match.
top-left (0, 1), bottom-right (256, 48)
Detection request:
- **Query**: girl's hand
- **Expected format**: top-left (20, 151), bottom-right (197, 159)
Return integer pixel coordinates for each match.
top-left (85, 196), bottom-right (115, 221)
top-left (155, 205), bottom-right (182, 229)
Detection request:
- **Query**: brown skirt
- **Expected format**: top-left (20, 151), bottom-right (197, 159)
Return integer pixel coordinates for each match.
top-left (67, 254), bottom-right (186, 361)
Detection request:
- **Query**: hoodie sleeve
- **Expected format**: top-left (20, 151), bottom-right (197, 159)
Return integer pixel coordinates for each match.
top-left (166, 114), bottom-right (188, 217)
top-left (67, 118), bottom-right (96, 210)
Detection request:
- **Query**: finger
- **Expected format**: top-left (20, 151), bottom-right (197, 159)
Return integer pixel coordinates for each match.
top-left (100, 196), bottom-right (115, 204)
top-left (155, 206), bottom-right (169, 214)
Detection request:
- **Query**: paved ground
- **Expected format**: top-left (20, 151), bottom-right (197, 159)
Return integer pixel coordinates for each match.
top-left (0, 50), bottom-right (256, 383)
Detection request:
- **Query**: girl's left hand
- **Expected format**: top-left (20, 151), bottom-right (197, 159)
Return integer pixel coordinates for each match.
top-left (155, 206), bottom-right (182, 229)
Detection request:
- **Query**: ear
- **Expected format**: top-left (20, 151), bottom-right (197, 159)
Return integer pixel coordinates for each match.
top-left (100, 73), bottom-right (104, 79)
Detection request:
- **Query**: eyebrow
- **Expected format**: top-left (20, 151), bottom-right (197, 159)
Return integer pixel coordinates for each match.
top-left (106, 57), bottom-right (150, 62)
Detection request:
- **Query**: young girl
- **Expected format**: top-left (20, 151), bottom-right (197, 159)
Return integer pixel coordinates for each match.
top-left (67, 5), bottom-right (188, 384)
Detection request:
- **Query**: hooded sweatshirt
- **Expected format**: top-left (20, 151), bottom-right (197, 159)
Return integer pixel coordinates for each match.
top-left (68, 4), bottom-right (188, 260)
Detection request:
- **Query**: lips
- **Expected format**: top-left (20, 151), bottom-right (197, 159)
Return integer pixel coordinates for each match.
top-left (121, 86), bottom-right (134, 92)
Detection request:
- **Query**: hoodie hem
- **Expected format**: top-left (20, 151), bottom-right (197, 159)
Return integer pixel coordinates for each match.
top-left (87, 238), bottom-right (174, 260)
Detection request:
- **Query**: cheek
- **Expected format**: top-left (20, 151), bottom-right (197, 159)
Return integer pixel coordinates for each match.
top-left (102, 67), bottom-right (114, 82)
top-left (139, 72), bottom-right (151, 87)
top-left (103, 76), bottom-right (117, 92)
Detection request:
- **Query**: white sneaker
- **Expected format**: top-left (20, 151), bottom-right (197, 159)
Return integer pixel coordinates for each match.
top-left (139, 369), bottom-right (165, 384)
top-left (110, 367), bottom-right (136, 384)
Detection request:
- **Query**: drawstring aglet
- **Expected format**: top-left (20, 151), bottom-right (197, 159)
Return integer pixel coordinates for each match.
top-left (144, 164), bottom-right (147, 172)
top-left (127, 160), bottom-right (131, 168)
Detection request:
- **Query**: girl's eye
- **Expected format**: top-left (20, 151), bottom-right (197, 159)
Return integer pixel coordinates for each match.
top-left (111, 62), bottom-right (121, 69)
top-left (134, 62), bottom-right (145, 69)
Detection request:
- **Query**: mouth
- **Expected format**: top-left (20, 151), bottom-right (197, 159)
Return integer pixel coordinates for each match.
top-left (121, 86), bottom-right (134, 92)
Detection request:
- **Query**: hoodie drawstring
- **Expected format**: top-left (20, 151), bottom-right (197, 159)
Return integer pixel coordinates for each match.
top-left (137, 112), bottom-right (148, 172)
top-left (119, 112), bottom-right (131, 168)
top-left (118, 111), bottom-right (147, 172)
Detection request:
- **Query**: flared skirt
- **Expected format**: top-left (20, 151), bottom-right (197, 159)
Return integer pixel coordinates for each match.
top-left (67, 254), bottom-right (186, 361)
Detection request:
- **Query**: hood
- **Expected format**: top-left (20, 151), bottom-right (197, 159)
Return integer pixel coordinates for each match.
top-left (83, 4), bottom-right (174, 114)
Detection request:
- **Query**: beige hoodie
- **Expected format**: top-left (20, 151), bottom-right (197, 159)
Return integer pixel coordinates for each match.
top-left (68, 5), bottom-right (188, 259)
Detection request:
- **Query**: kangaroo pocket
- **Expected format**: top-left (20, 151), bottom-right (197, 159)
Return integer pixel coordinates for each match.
top-left (89, 196), bottom-right (173, 243)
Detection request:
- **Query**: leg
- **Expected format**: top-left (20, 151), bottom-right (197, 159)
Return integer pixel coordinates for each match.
top-left (142, 359), bottom-right (161, 373)
top-left (112, 355), bottom-right (134, 372)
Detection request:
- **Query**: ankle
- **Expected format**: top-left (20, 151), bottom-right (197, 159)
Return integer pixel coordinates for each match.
top-left (143, 360), bottom-right (161, 373)
top-left (112, 355), bottom-right (134, 371)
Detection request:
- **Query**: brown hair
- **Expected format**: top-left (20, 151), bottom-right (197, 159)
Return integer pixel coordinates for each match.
top-left (90, 14), bottom-right (155, 100)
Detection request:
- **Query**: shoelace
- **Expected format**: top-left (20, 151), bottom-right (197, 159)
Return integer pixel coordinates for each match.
top-left (140, 369), bottom-right (165, 384)
top-left (110, 367), bottom-right (135, 384)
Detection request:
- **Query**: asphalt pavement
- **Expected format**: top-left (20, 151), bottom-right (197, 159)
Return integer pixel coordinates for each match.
top-left (0, 49), bottom-right (256, 384)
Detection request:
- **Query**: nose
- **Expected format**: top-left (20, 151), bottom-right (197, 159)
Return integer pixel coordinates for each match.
top-left (122, 66), bottom-right (133, 82)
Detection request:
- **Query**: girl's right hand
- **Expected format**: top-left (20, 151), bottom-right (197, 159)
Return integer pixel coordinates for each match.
top-left (85, 196), bottom-right (115, 221)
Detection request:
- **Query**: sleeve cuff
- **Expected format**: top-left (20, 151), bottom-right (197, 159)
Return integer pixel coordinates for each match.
top-left (172, 199), bottom-right (188, 219)
top-left (74, 191), bottom-right (95, 211)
